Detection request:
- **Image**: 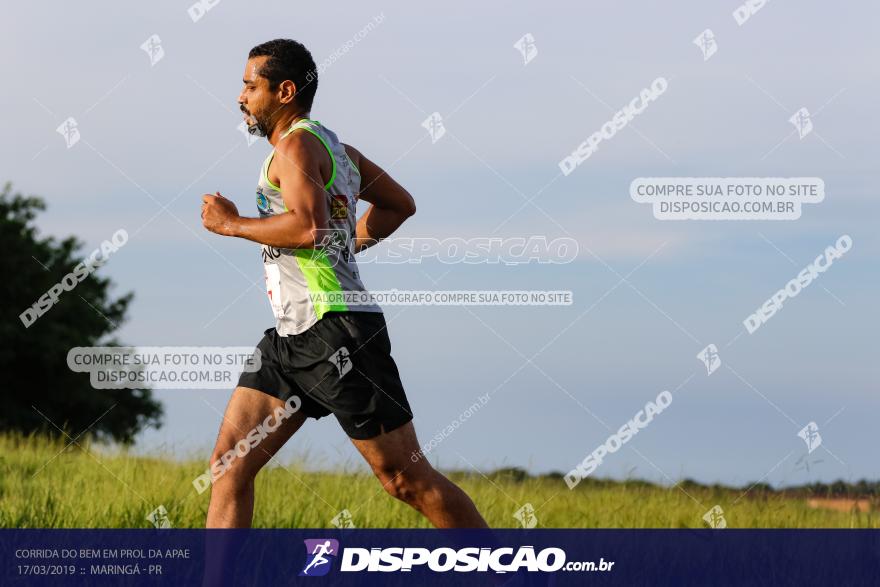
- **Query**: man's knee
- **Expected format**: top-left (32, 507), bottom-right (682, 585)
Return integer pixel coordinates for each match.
top-left (377, 466), bottom-right (437, 505)
top-left (379, 469), bottom-right (417, 503)
top-left (209, 442), bottom-right (260, 489)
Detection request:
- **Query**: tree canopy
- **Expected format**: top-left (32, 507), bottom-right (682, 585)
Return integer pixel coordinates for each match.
top-left (0, 182), bottom-right (162, 443)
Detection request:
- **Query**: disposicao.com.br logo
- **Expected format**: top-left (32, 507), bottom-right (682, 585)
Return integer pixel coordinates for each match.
top-left (299, 538), bottom-right (612, 575)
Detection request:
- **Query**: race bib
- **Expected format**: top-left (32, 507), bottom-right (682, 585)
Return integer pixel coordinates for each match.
top-left (264, 263), bottom-right (284, 319)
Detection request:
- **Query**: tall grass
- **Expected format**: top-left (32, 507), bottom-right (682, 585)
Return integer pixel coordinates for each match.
top-left (0, 434), bottom-right (874, 528)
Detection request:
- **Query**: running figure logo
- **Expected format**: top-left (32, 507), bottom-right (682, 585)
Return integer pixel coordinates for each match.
top-left (513, 33), bottom-right (538, 65)
top-left (139, 34), bottom-right (164, 67)
top-left (300, 539), bottom-right (339, 577)
top-left (328, 346), bottom-right (352, 378)
top-left (702, 505), bottom-right (727, 529)
top-left (789, 107), bottom-right (813, 139)
top-left (797, 421), bottom-right (822, 453)
top-left (696, 344), bottom-right (721, 375)
top-left (421, 112), bottom-right (446, 143)
top-left (692, 29), bottom-right (717, 61)
top-left (513, 503), bottom-right (538, 528)
top-left (56, 117), bottom-right (80, 148)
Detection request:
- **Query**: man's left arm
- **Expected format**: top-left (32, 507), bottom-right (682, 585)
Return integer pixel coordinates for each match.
top-left (200, 133), bottom-right (330, 249)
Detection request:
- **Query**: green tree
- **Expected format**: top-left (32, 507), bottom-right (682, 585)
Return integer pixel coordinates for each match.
top-left (0, 182), bottom-right (162, 443)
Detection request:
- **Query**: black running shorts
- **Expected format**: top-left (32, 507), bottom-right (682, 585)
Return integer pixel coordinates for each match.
top-left (237, 311), bottom-right (413, 440)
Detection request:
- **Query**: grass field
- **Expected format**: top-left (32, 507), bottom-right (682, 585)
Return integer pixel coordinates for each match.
top-left (1, 434), bottom-right (875, 529)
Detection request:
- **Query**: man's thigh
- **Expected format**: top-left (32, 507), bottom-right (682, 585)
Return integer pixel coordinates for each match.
top-left (210, 386), bottom-right (308, 479)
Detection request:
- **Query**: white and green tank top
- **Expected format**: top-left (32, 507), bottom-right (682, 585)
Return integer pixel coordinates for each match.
top-left (256, 118), bottom-right (381, 336)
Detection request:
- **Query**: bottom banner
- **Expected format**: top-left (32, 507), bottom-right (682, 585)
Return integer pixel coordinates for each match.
top-left (2, 529), bottom-right (878, 585)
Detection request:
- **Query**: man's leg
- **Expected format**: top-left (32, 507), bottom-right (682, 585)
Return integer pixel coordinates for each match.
top-left (351, 422), bottom-right (488, 528)
top-left (206, 386), bottom-right (307, 528)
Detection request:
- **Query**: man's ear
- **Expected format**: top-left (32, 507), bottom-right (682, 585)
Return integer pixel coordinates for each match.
top-left (278, 80), bottom-right (297, 105)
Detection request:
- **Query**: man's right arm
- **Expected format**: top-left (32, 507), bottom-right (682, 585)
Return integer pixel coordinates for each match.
top-left (344, 145), bottom-right (416, 252)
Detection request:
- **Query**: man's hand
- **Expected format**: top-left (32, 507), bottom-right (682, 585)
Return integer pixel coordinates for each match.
top-left (201, 192), bottom-right (240, 236)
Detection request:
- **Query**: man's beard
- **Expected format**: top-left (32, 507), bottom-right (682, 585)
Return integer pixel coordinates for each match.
top-left (240, 106), bottom-right (269, 137)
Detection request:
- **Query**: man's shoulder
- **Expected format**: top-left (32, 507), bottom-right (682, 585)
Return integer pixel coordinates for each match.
top-left (274, 129), bottom-right (327, 169)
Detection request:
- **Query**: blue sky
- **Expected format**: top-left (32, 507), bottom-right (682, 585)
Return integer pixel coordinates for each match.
top-left (2, 1), bottom-right (877, 488)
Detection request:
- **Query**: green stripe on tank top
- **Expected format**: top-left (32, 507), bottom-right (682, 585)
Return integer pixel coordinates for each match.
top-left (279, 119), bottom-right (337, 190)
top-left (296, 126), bottom-right (337, 190)
top-left (293, 249), bottom-right (348, 318)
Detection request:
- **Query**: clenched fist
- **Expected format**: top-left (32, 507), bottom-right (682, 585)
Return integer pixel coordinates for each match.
top-left (201, 192), bottom-right (239, 236)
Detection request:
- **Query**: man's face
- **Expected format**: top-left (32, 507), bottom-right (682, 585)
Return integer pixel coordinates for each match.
top-left (238, 56), bottom-right (276, 137)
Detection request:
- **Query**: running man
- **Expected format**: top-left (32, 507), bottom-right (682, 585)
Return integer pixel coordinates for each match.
top-left (200, 39), bottom-right (487, 529)
top-left (302, 541), bottom-right (334, 575)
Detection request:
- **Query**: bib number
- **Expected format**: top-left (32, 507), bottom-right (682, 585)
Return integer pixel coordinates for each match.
top-left (264, 263), bottom-right (284, 319)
